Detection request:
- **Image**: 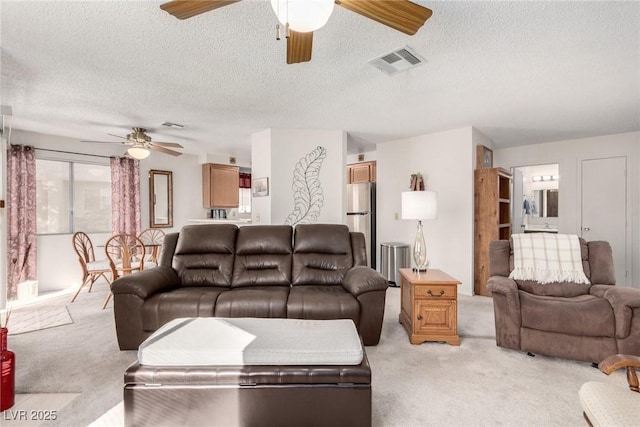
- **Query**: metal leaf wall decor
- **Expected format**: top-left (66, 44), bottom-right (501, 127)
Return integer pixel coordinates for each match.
top-left (284, 146), bottom-right (327, 226)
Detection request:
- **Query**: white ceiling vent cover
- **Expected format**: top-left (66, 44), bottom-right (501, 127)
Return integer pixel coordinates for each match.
top-left (368, 45), bottom-right (426, 76)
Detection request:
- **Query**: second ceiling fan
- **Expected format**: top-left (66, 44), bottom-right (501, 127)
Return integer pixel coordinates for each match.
top-left (160, 0), bottom-right (433, 64)
top-left (82, 127), bottom-right (183, 159)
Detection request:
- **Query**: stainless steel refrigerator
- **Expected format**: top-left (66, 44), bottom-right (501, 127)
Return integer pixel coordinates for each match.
top-left (346, 182), bottom-right (376, 269)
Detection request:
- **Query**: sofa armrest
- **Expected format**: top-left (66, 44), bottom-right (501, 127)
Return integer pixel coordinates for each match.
top-left (342, 266), bottom-right (388, 296)
top-left (111, 266), bottom-right (180, 300)
top-left (604, 286), bottom-right (640, 339)
top-left (487, 276), bottom-right (521, 317)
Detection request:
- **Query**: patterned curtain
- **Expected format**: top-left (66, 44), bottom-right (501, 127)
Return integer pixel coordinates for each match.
top-left (239, 172), bottom-right (252, 189)
top-left (110, 157), bottom-right (141, 235)
top-left (6, 144), bottom-right (37, 298)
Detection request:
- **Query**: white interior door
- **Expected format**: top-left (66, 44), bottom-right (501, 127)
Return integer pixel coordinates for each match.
top-left (581, 156), bottom-right (627, 284)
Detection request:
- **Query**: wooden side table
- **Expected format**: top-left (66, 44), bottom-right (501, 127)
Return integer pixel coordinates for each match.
top-left (399, 268), bottom-right (462, 346)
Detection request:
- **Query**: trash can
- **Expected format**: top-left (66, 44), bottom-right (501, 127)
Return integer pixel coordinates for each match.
top-left (380, 242), bottom-right (410, 287)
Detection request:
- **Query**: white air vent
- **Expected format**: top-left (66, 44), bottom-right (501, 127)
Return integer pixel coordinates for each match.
top-left (368, 45), bottom-right (426, 75)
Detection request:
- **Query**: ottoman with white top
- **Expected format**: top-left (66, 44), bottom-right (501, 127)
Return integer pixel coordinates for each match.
top-left (124, 317), bottom-right (371, 427)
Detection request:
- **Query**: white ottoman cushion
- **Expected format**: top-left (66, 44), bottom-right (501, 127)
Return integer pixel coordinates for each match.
top-left (138, 317), bottom-right (363, 366)
top-left (579, 381), bottom-right (640, 427)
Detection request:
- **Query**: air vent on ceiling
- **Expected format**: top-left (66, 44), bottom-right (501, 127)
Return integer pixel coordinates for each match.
top-left (368, 45), bottom-right (426, 76)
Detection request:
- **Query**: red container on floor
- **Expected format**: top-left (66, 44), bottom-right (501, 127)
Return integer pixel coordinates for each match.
top-left (0, 327), bottom-right (15, 412)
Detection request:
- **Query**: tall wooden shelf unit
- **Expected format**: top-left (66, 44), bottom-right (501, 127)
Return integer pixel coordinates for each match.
top-left (474, 167), bottom-right (512, 296)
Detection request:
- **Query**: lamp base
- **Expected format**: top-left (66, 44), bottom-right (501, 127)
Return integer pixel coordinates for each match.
top-left (412, 267), bottom-right (428, 273)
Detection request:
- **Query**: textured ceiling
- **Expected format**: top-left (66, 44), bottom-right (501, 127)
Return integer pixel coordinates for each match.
top-left (1, 1), bottom-right (639, 160)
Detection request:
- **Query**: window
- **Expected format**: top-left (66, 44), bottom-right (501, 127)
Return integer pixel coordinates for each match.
top-left (36, 159), bottom-right (112, 234)
top-left (238, 188), bottom-right (251, 213)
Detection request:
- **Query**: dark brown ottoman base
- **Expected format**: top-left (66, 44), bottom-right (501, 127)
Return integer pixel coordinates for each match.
top-left (124, 354), bottom-right (372, 427)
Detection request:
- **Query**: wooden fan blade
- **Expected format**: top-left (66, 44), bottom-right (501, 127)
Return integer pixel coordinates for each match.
top-left (336, 0), bottom-right (432, 35)
top-left (287, 31), bottom-right (313, 64)
top-left (149, 143), bottom-right (182, 157)
top-left (150, 141), bottom-right (184, 148)
top-left (160, 0), bottom-right (241, 20)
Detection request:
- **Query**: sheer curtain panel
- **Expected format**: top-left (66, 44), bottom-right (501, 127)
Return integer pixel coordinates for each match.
top-left (110, 157), bottom-right (141, 235)
top-left (6, 145), bottom-right (37, 298)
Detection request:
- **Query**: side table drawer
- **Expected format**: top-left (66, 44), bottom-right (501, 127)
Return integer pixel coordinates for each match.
top-left (414, 284), bottom-right (456, 300)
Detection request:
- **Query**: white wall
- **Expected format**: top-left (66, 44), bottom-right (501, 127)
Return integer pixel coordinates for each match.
top-left (377, 127), bottom-right (476, 295)
top-left (494, 131), bottom-right (640, 288)
top-left (250, 129), bottom-right (273, 225)
top-left (251, 128), bottom-right (347, 225)
top-left (7, 129), bottom-right (203, 293)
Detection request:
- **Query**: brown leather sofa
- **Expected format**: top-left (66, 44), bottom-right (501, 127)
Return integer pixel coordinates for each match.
top-left (487, 238), bottom-right (640, 363)
top-left (111, 223), bottom-right (388, 350)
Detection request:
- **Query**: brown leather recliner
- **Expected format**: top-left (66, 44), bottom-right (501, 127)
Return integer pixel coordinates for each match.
top-left (487, 238), bottom-right (640, 363)
top-left (111, 223), bottom-right (388, 350)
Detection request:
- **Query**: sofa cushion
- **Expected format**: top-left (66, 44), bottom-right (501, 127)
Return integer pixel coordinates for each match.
top-left (172, 224), bottom-right (237, 287)
top-left (516, 280), bottom-right (591, 297)
top-left (287, 286), bottom-right (360, 326)
top-left (587, 241), bottom-right (616, 285)
top-left (137, 317), bottom-right (363, 366)
top-left (215, 286), bottom-right (289, 318)
top-left (141, 287), bottom-right (225, 332)
top-left (292, 224), bottom-right (353, 286)
top-left (232, 225), bottom-right (293, 288)
top-left (520, 292), bottom-right (615, 337)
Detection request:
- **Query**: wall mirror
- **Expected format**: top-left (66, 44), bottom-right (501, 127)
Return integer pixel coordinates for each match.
top-left (532, 189), bottom-right (559, 218)
top-left (149, 170), bottom-right (173, 228)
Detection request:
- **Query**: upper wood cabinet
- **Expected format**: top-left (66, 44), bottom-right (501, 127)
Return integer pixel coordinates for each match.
top-left (202, 163), bottom-right (239, 208)
top-left (474, 167), bottom-right (512, 296)
top-left (347, 161), bottom-right (376, 183)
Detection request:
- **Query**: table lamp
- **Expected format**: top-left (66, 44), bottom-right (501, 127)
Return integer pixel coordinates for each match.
top-left (401, 191), bottom-right (438, 272)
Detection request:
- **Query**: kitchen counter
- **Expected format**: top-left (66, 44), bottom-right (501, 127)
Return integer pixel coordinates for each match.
top-left (524, 226), bottom-right (558, 233)
top-left (187, 219), bottom-right (253, 225)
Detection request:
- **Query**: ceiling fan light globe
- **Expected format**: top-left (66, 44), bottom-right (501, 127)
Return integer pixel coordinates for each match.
top-left (270, 0), bottom-right (334, 32)
top-left (127, 146), bottom-right (150, 160)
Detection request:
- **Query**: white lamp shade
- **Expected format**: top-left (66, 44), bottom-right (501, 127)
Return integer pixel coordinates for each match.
top-left (270, 0), bottom-right (335, 32)
top-left (127, 146), bottom-right (150, 160)
top-left (401, 191), bottom-right (438, 220)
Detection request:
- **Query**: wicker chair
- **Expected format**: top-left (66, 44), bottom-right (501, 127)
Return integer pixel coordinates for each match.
top-left (104, 234), bottom-right (146, 309)
top-left (137, 228), bottom-right (165, 266)
top-left (71, 232), bottom-right (112, 306)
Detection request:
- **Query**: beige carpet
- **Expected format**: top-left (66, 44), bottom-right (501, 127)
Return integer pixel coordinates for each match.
top-left (5, 393), bottom-right (80, 426)
top-left (7, 306), bottom-right (73, 335)
top-left (86, 290), bottom-right (625, 427)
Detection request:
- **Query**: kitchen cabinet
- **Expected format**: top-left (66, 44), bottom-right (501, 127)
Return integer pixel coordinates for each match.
top-left (347, 161), bottom-right (376, 183)
top-left (202, 163), bottom-right (239, 208)
top-left (474, 167), bottom-right (512, 296)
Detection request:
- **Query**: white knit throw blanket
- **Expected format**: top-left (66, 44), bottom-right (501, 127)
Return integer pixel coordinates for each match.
top-left (509, 233), bottom-right (590, 285)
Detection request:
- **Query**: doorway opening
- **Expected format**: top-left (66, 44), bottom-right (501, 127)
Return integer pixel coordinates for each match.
top-left (511, 164), bottom-right (559, 234)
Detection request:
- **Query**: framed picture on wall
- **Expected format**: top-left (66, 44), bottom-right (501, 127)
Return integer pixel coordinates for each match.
top-left (477, 145), bottom-right (493, 169)
top-left (252, 177), bottom-right (269, 197)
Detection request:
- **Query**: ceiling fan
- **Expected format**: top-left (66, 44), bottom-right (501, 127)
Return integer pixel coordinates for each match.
top-left (81, 127), bottom-right (183, 159)
top-left (159, 0), bottom-right (433, 64)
